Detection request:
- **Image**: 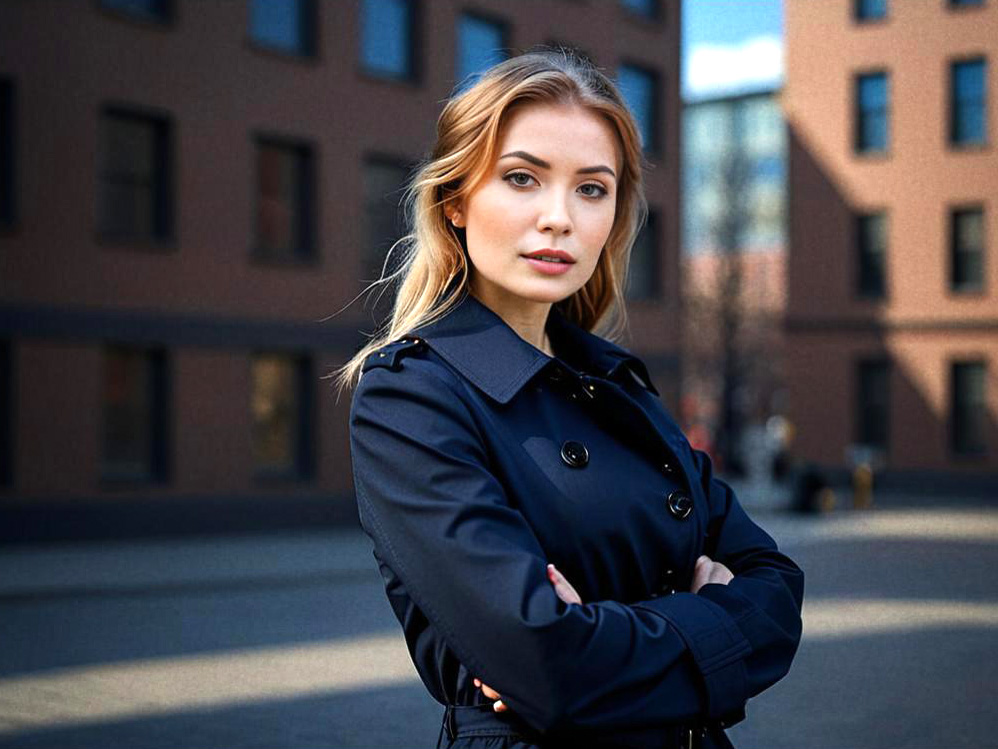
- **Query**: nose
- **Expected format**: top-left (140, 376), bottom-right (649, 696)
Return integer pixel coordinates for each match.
top-left (536, 188), bottom-right (573, 236)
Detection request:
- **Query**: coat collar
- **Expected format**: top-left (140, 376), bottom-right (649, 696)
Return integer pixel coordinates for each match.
top-left (410, 291), bottom-right (659, 404)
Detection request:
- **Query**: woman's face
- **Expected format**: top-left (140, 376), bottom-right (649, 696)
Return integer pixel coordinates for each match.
top-left (448, 101), bottom-right (621, 313)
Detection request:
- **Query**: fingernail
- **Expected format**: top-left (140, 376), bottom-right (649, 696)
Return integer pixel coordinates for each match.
top-left (494, 700), bottom-right (505, 712)
top-left (473, 678), bottom-right (480, 687)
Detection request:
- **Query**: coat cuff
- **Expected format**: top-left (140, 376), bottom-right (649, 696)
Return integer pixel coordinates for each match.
top-left (634, 591), bottom-right (751, 719)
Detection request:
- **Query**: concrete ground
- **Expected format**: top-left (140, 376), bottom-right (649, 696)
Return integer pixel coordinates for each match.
top-left (1, 497), bottom-right (996, 748)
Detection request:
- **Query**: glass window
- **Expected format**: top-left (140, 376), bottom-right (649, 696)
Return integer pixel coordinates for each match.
top-left (98, 108), bottom-right (173, 243)
top-left (249, 0), bottom-right (315, 57)
top-left (103, 346), bottom-right (168, 481)
top-left (254, 138), bottom-right (315, 262)
top-left (251, 353), bottom-right (313, 478)
top-left (626, 209), bottom-right (660, 301)
top-left (951, 361), bottom-right (987, 455)
top-left (363, 158), bottom-right (411, 279)
top-left (950, 58), bottom-right (987, 147)
top-left (456, 14), bottom-right (507, 92)
top-left (99, 0), bottom-right (172, 23)
top-left (0, 340), bottom-right (10, 487)
top-left (361, 0), bottom-right (415, 80)
top-left (951, 207), bottom-right (985, 292)
top-left (857, 212), bottom-right (887, 298)
top-left (617, 64), bottom-right (659, 155)
top-left (856, 359), bottom-right (890, 449)
top-left (854, 0), bottom-right (887, 21)
top-left (0, 78), bottom-right (14, 229)
top-left (620, 0), bottom-right (660, 19)
top-left (855, 71), bottom-right (889, 153)
top-left (949, 0), bottom-right (985, 7)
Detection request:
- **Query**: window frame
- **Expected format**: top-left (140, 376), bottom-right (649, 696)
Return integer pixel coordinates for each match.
top-left (853, 69), bottom-right (891, 156)
top-left (250, 132), bottom-right (319, 266)
top-left (948, 204), bottom-right (987, 294)
top-left (358, 0), bottom-right (421, 84)
top-left (250, 350), bottom-right (315, 482)
top-left (947, 55), bottom-right (989, 149)
top-left (855, 210), bottom-right (889, 300)
top-left (855, 357), bottom-right (891, 452)
top-left (246, 0), bottom-right (318, 60)
top-left (949, 359), bottom-right (988, 457)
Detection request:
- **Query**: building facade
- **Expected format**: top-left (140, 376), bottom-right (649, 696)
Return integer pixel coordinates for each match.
top-left (0, 0), bottom-right (682, 538)
top-left (783, 0), bottom-right (997, 488)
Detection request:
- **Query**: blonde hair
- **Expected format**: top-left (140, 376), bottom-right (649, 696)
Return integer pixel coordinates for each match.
top-left (327, 46), bottom-right (650, 398)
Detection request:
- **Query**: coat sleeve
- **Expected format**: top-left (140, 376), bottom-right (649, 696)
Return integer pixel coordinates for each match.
top-left (349, 359), bottom-right (780, 734)
top-left (678, 446), bottom-right (806, 727)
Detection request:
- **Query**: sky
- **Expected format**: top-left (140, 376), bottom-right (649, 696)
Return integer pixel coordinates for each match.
top-left (681, 0), bottom-right (784, 101)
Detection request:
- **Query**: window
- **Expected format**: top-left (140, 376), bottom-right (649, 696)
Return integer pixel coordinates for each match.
top-left (97, 108), bottom-right (173, 243)
top-left (253, 137), bottom-right (315, 262)
top-left (854, 0), bottom-right (887, 21)
top-left (0, 78), bottom-right (14, 229)
top-left (0, 340), bottom-right (10, 487)
top-left (617, 64), bottom-right (659, 155)
top-left (620, 0), bottom-right (661, 20)
top-left (456, 13), bottom-right (507, 92)
top-left (99, 0), bottom-right (172, 23)
top-left (626, 209), bottom-right (660, 301)
top-left (855, 71), bottom-right (889, 153)
top-left (363, 157), bottom-right (411, 279)
top-left (948, 0), bottom-right (985, 7)
top-left (950, 58), bottom-right (987, 147)
top-left (102, 345), bottom-right (169, 482)
top-left (857, 212), bottom-right (887, 298)
top-left (360, 0), bottom-right (416, 80)
top-left (856, 359), bottom-right (890, 449)
top-left (951, 207), bottom-right (985, 292)
top-left (951, 361), bottom-right (987, 455)
top-left (251, 352), bottom-right (314, 479)
top-left (248, 0), bottom-right (316, 57)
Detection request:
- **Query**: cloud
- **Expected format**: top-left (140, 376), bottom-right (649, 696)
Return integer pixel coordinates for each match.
top-left (686, 34), bottom-right (783, 98)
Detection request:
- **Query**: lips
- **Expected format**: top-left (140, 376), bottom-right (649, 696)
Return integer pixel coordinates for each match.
top-left (521, 249), bottom-right (576, 264)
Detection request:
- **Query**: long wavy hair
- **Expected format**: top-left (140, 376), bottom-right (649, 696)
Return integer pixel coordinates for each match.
top-left (328, 46), bottom-right (650, 397)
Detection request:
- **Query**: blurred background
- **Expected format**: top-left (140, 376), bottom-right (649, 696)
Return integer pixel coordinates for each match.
top-left (0, 1), bottom-right (995, 747)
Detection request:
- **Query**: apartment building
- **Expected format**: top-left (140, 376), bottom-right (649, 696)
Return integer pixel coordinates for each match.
top-left (783, 0), bottom-right (997, 489)
top-left (0, 0), bottom-right (682, 538)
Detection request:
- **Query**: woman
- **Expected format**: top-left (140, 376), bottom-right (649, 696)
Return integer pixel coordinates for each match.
top-left (333, 48), bottom-right (804, 749)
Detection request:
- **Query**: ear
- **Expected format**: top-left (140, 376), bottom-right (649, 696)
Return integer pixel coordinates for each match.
top-left (444, 196), bottom-right (465, 228)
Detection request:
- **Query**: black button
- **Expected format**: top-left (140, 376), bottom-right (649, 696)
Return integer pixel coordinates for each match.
top-left (666, 491), bottom-right (693, 520)
top-left (547, 364), bottom-right (568, 382)
top-left (560, 440), bottom-right (589, 468)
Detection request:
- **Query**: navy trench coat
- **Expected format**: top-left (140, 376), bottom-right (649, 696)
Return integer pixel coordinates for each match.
top-left (348, 291), bottom-right (804, 749)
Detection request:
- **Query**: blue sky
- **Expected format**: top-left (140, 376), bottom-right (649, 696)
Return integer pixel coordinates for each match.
top-left (681, 0), bottom-right (784, 100)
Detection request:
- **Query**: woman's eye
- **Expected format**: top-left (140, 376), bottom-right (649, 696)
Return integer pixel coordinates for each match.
top-left (504, 172), bottom-right (535, 188)
top-left (580, 183), bottom-right (608, 199)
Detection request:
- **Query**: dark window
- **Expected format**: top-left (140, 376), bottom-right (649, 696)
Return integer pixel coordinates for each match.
top-left (254, 137), bottom-right (315, 262)
top-left (248, 0), bottom-right (316, 57)
top-left (617, 64), bottom-right (660, 155)
top-left (361, 0), bottom-right (416, 80)
top-left (0, 78), bottom-right (14, 229)
top-left (456, 13), bottom-right (507, 92)
top-left (363, 157), bottom-right (411, 281)
top-left (950, 58), bottom-right (987, 147)
top-left (948, 0), bottom-right (985, 7)
top-left (626, 209), bottom-right (660, 301)
top-left (102, 345), bottom-right (169, 482)
top-left (0, 340), bottom-right (11, 487)
top-left (98, 108), bottom-right (173, 243)
top-left (251, 352), bottom-right (314, 479)
top-left (855, 71), bottom-right (889, 153)
top-left (856, 359), bottom-right (890, 449)
top-left (951, 361), bottom-right (987, 455)
top-left (620, 0), bottom-right (661, 20)
top-left (857, 212), bottom-right (887, 298)
top-left (99, 0), bottom-right (172, 23)
top-left (854, 0), bottom-right (887, 21)
top-left (951, 207), bottom-right (985, 292)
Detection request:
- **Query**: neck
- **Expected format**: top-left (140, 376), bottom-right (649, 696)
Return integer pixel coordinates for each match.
top-left (469, 279), bottom-right (554, 357)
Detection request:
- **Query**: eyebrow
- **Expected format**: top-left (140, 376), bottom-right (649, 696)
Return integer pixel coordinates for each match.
top-left (498, 150), bottom-right (617, 180)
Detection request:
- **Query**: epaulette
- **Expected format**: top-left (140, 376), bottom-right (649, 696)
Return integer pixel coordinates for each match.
top-left (361, 336), bottom-right (428, 373)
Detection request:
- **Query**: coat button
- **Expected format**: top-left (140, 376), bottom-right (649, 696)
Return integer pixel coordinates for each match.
top-left (560, 440), bottom-right (589, 468)
top-left (662, 461), bottom-right (679, 477)
top-left (666, 491), bottom-right (693, 520)
top-left (547, 364), bottom-right (568, 383)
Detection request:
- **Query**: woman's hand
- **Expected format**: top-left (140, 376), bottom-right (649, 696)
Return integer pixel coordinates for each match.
top-left (473, 563), bottom-right (581, 713)
top-left (690, 554), bottom-right (734, 593)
